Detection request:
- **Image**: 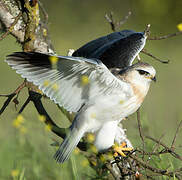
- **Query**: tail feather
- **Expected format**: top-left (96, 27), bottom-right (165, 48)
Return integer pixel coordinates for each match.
top-left (54, 126), bottom-right (85, 163)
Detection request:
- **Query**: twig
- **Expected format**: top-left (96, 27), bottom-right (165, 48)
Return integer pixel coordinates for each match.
top-left (105, 163), bottom-right (120, 180)
top-left (0, 81), bottom-right (26, 115)
top-left (148, 31), bottom-right (182, 40)
top-left (136, 109), bottom-right (145, 159)
top-left (171, 120), bottom-right (182, 150)
top-left (144, 24), bottom-right (151, 37)
top-left (105, 11), bottom-right (131, 32)
top-left (105, 12), bottom-right (115, 31)
top-left (28, 90), bottom-right (87, 151)
top-left (115, 11), bottom-right (131, 29)
top-left (151, 133), bottom-right (166, 154)
top-left (0, 1), bottom-right (25, 42)
top-left (18, 96), bottom-right (31, 114)
top-left (136, 148), bottom-right (167, 156)
top-left (0, 93), bottom-right (16, 115)
top-left (28, 90), bottom-right (66, 138)
top-left (145, 135), bottom-right (182, 161)
top-left (129, 154), bottom-right (181, 179)
top-left (141, 49), bottom-right (169, 64)
top-left (38, 0), bottom-right (48, 22)
top-left (0, 11), bottom-right (22, 41)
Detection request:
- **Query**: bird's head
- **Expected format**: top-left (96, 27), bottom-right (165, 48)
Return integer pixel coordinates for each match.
top-left (119, 62), bottom-right (156, 86)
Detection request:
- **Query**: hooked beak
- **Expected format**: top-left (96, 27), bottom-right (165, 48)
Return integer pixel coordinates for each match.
top-left (151, 76), bottom-right (156, 82)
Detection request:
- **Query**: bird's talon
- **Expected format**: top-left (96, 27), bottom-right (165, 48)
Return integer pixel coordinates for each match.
top-left (113, 152), bottom-right (118, 157)
top-left (113, 142), bottom-right (133, 157)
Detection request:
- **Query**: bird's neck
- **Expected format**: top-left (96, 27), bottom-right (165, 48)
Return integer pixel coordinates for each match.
top-left (130, 80), bottom-right (150, 104)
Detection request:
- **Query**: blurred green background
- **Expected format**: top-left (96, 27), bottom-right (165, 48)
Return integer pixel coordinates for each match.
top-left (0, 0), bottom-right (182, 179)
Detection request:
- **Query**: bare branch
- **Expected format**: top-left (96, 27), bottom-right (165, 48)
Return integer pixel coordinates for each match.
top-left (28, 90), bottom-right (87, 151)
top-left (145, 135), bottom-right (182, 161)
top-left (105, 163), bottom-right (120, 180)
top-left (148, 31), bottom-right (182, 40)
top-left (0, 1), bottom-right (25, 42)
top-left (151, 133), bottom-right (166, 154)
top-left (141, 49), bottom-right (169, 64)
top-left (129, 154), bottom-right (182, 179)
top-left (0, 11), bottom-right (22, 41)
top-left (18, 96), bottom-right (31, 114)
top-left (105, 12), bottom-right (115, 32)
top-left (171, 120), bottom-right (182, 150)
top-left (136, 109), bottom-right (145, 159)
top-left (38, 0), bottom-right (48, 22)
top-left (115, 11), bottom-right (131, 29)
top-left (0, 93), bottom-right (16, 115)
top-left (105, 11), bottom-right (131, 32)
top-left (0, 81), bottom-right (26, 115)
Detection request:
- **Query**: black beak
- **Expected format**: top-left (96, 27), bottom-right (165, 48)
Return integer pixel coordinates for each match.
top-left (152, 76), bottom-right (156, 82)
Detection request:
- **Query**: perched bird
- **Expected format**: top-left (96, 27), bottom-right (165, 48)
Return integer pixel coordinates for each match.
top-left (73, 29), bottom-right (147, 69)
top-left (6, 52), bottom-right (156, 163)
top-left (73, 28), bottom-right (148, 150)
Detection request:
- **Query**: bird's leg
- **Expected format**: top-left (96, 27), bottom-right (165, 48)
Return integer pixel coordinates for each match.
top-left (113, 142), bottom-right (133, 157)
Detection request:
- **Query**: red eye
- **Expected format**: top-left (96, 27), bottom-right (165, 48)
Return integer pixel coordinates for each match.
top-left (137, 70), bottom-right (149, 75)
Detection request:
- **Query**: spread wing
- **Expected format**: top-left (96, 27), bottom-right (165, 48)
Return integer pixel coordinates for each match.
top-left (6, 52), bottom-right (127, 112)
top-left (73, 30), bottom-right (146, 69)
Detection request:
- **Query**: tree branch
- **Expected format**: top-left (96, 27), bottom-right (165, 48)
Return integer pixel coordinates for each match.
top-left (0, 1), bottom-right (25, 42)
top-left (141, 49), bottom-right (169, 64)
top-left (171, 120), bottom-right (182, 150)
top-left (0, 81), bottom-right (26, 115)
top-left (28, 90), bottom-right (87, 151)
top-left (105, 11), bottom-right (131, 32)
top-left (148, 31), bottom-right (182, 40)
top-left (136, 108), bottom-right (145, 159)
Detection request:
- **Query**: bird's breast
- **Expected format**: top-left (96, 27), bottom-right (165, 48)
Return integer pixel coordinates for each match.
top-left (130, 83), bottom-right (149, 105)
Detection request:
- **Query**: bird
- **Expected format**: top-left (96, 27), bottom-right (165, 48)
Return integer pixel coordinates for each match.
top-left (72, 27), bottom-right (148, 150)
top-left (73, 29), bottom-right (147, 69)
top-left (6, 51), bottom-right (156, 163)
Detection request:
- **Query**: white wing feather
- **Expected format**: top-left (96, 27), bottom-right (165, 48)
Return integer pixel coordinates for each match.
top-left (6, 52), bottom-right (128, 112)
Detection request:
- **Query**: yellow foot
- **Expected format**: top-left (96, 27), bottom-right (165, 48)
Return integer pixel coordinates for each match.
top-left (113, 142), bottom-right (133, 157)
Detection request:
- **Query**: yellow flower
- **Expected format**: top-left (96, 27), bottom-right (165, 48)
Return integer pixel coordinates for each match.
top-left (36, 89), bottom-right (43, 95)
top-left (43, 80), bottom-right (50, 87)
top-left (73, 147), bottom-right (80, 155)
top-left (119, 100), bottom-right (124, 104)
top-left (45, 124), bottom-right (52, 131)
top-left (90, 145), bottom-right (98, 154)
top-left (38, 115), bottom-right (46, 122)
top-left (177, 23), bottom-right (182, 31)
top-left (86, 133), bottom-right (95, 143)
top-left (90, 160), bottom-right (97, 166)
top-left (49, 56), bottom-right (58, 65)
top-left (81, 75), bottom-right (89, 85)
top-left (52, 83), bottom-right (59, 91)
top-left (16, 115), bottom-right (24, 124)
top-left (11, 169), bottom-right (19, 177)
top-left (106, 152), bottom-right (113, 160)
top-left (43, 28), bottom-right (47, 36)
top-left (81, 159), bottom-right (89, 167)
top-left (12, 115), bottom-right (24, 128)
top-left (12, 120), bottom-right (21, 128)
top-left (19, 127), bottom-right (27, 134)
top-left (99, 154), bottom-right (106, 162)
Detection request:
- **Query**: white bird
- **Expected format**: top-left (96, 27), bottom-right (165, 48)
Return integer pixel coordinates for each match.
top-left (6, 52), bottom-right (156, 163)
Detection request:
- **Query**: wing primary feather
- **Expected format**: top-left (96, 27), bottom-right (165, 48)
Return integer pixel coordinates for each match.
top-left (6, 51), bottom-right (127, 112)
